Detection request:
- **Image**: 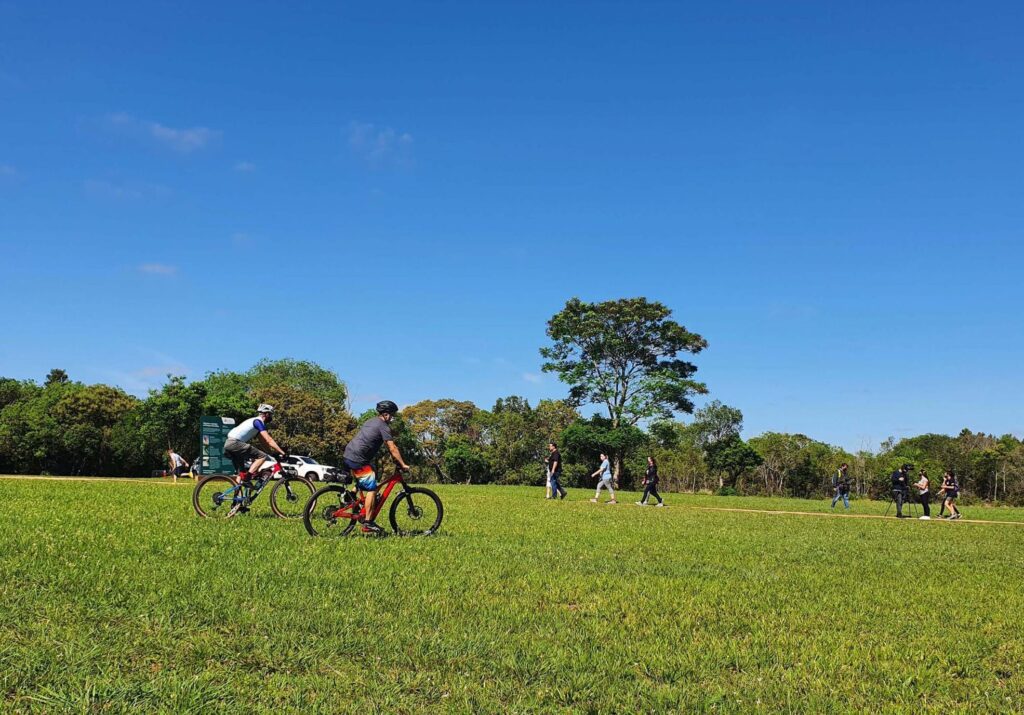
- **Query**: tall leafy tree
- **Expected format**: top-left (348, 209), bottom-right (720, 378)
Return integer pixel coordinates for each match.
top-left (541, 297), bottom-right (707, 478)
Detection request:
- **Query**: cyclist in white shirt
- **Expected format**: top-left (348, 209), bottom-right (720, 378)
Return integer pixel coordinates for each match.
top-left (223, 404), bottom-right (286, 482)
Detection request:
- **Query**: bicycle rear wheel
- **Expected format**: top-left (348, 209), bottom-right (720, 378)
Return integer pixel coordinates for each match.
top-left (388, 487), bottom-right (443, 536)
top-left (193, 475), bottom-right (243, 519)
top-left (270, 476), bottom-right (315, 519)
top-left (303, 485), bottom-right (359, 538)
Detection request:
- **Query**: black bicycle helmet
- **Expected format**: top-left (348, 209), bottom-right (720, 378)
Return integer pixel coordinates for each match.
top-left (376, 400), bottom-right (399, 415)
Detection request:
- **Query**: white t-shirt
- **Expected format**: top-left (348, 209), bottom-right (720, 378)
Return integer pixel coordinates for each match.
top-left (228, 417), bottom-right (267, 443)
top-left (170, 452), bottom-right (186, 467)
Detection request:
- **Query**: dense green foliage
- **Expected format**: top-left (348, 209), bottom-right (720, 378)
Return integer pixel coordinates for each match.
top-left (541, 297), bottom-right (708, 479)
top-left (0, 360), bottom-right (354, 477)
top-left (3, 367), bottom-right (1024, 503)
top-left (2, 479), bottom-right (1023, 712)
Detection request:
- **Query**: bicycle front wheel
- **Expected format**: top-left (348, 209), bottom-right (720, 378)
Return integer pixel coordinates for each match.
top-left (303, 485), bottom-right (358, 538)
top-left (193, 475), bottom-right (243, 519)
top-left (389, 487), bottom-right (443, 536)
top-left (270, 476), bottom-right (315, 519)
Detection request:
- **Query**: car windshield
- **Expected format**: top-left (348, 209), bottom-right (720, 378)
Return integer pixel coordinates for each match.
top-left (300, 457), bottom-right (318, 464)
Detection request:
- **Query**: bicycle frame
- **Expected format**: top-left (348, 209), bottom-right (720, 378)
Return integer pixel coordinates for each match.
top-left (330, 470), bottom-right (406, 523)
top-left (217, 462), bottom-right (282, 509)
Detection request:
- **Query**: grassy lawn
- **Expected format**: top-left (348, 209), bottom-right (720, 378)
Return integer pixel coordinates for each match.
top-left (2, 478), bottom-right (1023, 713)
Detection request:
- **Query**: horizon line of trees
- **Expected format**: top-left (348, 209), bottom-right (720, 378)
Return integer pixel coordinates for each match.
top-left (2, 364), bottom-right (1022, 505)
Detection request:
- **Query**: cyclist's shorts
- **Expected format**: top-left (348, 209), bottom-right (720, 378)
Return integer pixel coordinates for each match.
top-left (224, 438), bottom-right (267, 471)
top-left (345, 461), bottom-right (377, 492)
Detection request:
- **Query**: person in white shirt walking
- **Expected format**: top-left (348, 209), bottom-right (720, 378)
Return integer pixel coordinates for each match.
top-left (590, 453), bottom-right (616, 504)
top-left (167, 449), bottom-right (190, 480)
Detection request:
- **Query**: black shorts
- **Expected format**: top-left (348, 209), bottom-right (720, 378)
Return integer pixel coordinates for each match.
top-left (224, 438), bottom-right (267, 470)
top-left (172, 465), bottom-right (188, 476)
top-left (944, 491), bottom-right (958, 501)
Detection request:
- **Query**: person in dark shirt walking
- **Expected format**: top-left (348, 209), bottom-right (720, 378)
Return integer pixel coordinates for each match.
top-left (891, 464), bottom-right (911, 518)
top-left (546, 443), bottom-right (567, 500)
top-left (636, 456), bottom-right (665, 507)
top-left (938, 469), bottom-right (962, 520)
top-left (831, 463), bottom-right (851, 510)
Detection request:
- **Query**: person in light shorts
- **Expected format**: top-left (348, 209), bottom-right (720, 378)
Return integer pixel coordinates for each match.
top-left (590, 452), bottom-right (616, 504)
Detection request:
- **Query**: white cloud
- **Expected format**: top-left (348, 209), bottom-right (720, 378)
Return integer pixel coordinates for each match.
top-left (347, 120), bottom-right (413, 168)
top-left (104, 113), bottom-right (220, 153)
top-left (137, 263), bottom-right (178, 276)
top-left (522, 372), bottom-right (543, 384)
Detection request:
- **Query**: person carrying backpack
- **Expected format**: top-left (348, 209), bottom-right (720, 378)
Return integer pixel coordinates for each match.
top-left (831, 463), bottom-right (851, 510)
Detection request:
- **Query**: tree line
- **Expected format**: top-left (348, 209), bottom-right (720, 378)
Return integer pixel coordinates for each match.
top-left (2, 297), bottom-right (1021, 503)
top-left (2, 366), bottom-right (1021, 503)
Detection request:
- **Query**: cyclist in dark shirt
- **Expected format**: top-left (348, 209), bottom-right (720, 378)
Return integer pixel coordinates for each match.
top-left (343, 400), bottom-right (413, 534)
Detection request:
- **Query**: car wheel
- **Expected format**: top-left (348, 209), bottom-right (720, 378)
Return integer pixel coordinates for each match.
top-left (306, 472), bottom-right (320, 482)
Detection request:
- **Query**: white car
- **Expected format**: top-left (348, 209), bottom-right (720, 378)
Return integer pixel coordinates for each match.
top-left (276, 455), bottom-right (338, 482)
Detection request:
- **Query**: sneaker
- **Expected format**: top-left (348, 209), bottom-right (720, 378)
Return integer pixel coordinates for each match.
top-left (607, 500), bottom-right (617, 504)
top-left (655, 502), bottom-right (665, 508)
top-left (590, 498), bottom-right (598, 503)
top-left (951, 513), bottom-right (962, 520)
top-left (361, 520), bottom-right (385, 535)
top-left (635, 501), bottom-right (646, 506)
top-left (919, 516), bottom-right (930, 520)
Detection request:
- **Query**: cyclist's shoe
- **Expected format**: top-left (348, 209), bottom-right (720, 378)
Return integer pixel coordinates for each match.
top-left (360, 519), bottom-right (386, 535)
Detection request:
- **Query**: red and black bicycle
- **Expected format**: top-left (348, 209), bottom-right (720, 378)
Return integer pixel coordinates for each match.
top-left (303, 468), bottom-right (443, 537)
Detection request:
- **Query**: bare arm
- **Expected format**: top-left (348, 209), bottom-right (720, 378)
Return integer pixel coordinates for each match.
top-left (386, 440), bottom-right (411, 470)
top-left (258, 430), bottom-right (286, 456)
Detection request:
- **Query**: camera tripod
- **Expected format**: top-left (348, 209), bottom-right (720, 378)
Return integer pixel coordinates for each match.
top-left (883, 489), bottom-right (920, 518)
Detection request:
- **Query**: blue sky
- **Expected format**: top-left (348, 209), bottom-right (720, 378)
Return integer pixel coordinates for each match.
top-left (1, 1), bottom-right (1022, 451)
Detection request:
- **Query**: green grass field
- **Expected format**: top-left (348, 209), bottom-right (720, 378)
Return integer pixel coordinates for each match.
top-left (2, 477), bottom-right (1023, 713)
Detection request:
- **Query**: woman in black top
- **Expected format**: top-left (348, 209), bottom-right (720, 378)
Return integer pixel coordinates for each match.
top-left (636, 456), bottom-right (664, 506)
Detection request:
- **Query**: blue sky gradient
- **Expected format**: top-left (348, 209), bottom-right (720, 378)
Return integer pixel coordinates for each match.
top-left (2, 1), bottom-right (1022, 450)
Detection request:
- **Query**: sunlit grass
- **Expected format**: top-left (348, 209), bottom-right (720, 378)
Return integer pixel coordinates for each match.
top-left (2, 479), bottom-right (1022, 712)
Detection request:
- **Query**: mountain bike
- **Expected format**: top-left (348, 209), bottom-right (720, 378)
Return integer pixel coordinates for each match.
top-left (303, 467), bottom-right (443, 537)
top-left (192, 458), bottom-right (315, 519)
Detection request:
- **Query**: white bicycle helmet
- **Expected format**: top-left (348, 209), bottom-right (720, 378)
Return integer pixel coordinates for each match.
top-left (257, 403), bottom-right (275, 414)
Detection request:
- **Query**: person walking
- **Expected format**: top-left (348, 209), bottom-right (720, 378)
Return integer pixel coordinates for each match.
top-left (589, 453), bottom-right (616, 504)
top-left (167, 448), bottom-right (190, 481)
top-left (831, 463), bottom-right (851, 510)
top-left (914, 468), bottom-right (932, 519)
top-left (890, 464), bottom-right (911, 518)
top-left (546, 443), bottom-right (567, 500)
top-left (636, 456), bottom-right (665, 506)
top-left (938, 469), bottom-right (962, 520)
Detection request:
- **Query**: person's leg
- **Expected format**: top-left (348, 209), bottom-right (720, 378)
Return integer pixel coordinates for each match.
top-left (894, 491), bottom-right (904, 517)
top-left (650, 485), bottom-right (663, 505)
top-left (842, 492), bottom-right (850, 509)
top-left (638, 485), bottom-right (651, 505)
top-left (921, 495), bottom-right (930, 517)
top-left (607, 482), bottom-right (616, 503)
top-left (831, 491), bottom-right (840, 508)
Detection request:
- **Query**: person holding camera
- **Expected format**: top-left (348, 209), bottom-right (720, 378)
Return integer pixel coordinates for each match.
top-left (891, 464), bottom-right (911, 518)
top-left (831, 463), bottom-right (851, 510)
top-left (938, 469), bottom-right (962, 520)
top-left (914, 468), bottom-right (931, 519)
